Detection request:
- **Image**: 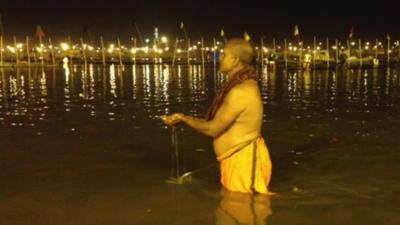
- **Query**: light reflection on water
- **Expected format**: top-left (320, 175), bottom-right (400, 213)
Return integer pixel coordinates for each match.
top-left (0, 65), bottom-right (399, 224)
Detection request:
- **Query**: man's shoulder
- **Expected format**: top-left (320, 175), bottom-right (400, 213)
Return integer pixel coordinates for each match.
top-left (231, 80), bottom-right (259, 94)
top-left (226, 80), bottom-right (260, 101)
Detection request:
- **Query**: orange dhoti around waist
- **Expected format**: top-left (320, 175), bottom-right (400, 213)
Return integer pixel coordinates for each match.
top-left (217, 137), bottom-right (273, 194)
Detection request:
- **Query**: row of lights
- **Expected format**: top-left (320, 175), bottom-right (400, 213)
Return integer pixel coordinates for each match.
top-left (1, 39), bottom-right (400, 55)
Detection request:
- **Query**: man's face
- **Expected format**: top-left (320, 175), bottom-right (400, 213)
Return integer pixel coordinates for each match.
top-left (219, 47), bottom-right (237, 73)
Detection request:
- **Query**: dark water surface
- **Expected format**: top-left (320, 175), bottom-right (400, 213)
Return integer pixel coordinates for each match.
top-left (0, 64), bottom-right (399, 225)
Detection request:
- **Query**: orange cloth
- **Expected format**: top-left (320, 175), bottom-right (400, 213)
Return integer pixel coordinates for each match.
top-left (217, 137), bottom-right (273, 194)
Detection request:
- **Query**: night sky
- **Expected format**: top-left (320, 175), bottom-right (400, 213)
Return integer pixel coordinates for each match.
top-left (1, 0), bottom-right (399, 43)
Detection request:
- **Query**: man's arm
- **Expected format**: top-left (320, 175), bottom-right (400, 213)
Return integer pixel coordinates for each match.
top-left (181, 88), bottom-right (246, 138)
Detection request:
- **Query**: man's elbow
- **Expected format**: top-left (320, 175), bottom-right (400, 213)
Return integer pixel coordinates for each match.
top-left (204, 128), bottom-right (222, 138)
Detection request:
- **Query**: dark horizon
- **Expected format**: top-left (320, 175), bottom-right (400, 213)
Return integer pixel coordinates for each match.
top-left (1, 0), bottom-right (399, 43)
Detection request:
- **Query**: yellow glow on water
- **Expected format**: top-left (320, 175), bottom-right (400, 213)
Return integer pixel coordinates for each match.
top-left (63, 57), bottom-right (70, 83)
top-left (144, 65), bottom-right (151, 98)
top-left (40, 70), bottom-right (47, 96)
top-left (109, 64), bottom-right (117, 97)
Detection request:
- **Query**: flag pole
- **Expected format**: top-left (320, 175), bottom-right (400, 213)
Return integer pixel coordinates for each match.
top-left (0, 13), bottom-right (3, 67)
top-left (13, 36), bottom-right (19, 65)
top-left (358, 38), bottom-right (362, 68)
top-left (272, 38), bottom-right (276, 53)
top-left (80, 37), bottom-right (87, 66)
top-left (348, 26), bottom-right (353, 58)
top-left (179, 21), bottom-right (190, 65)
top-left (326, 37), bottom-right (330, 68)
top-left (313, 36), bottom-right (316, 69)
top-left (0, 13), bottom-right (4, 41)
top-left (374, 38), bottom-right (379, 68)
top-left (260, 37), bottom-right (264, 70)
top-left (39, 36), bottom-right (44, 66)
top-left (213, 38), bottom-right (217, 67)
top-left (26, 36), bottom-right (31, 67)
top-left (100, 36), bottom-right (106, 66)
top-left (201, 37), bottom-right (205, 69)
top-left (284, 38), bottom-right (288, 68)
top-left (32, 44), bottom-right (38, 65)
top-left (299, 39), bottom-right (302, 70)
top-left (132, 37), bottom-right (137, 65)
top-left (220, 29), bottom-right (227, 43)
top-left (335, 39), bottom-right (338, 65)
top-left (0, 35), bottom-right (3, 67)
top-left (386, 34), bottom-right (391, 66)
top-left (180, 22), bottom-right (188, 42)
top-left (117, 37), bottom-right (123, 67)
top-left (68, 36), bottom-right (73, 67)
top-left (48, 38), bottom-right (56, 65)
top-left (294, 25), bottom-right (302, 69)
top-left (172, 38), bottom-right (178, 66)
top-left (133, 21), bottom-right (144, 46)
top-left (187, 38), bottom-right (190, 66)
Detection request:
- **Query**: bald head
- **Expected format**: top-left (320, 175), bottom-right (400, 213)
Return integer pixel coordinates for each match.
top-left (224, 38), bottom-right (255, 65)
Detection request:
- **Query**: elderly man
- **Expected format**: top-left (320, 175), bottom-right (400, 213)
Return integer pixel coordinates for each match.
top-left (161, 38), bottom-right (273, 194)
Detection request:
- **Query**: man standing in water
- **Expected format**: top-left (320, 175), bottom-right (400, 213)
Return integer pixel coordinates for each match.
top-left (161, 38), bottom-right (273, 194)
